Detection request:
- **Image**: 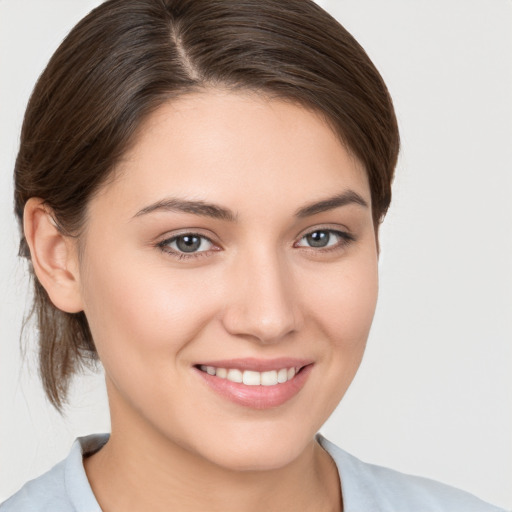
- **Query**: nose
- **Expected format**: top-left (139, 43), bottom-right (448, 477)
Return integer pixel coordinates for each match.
top-left (221, 248), bottom-right (302, 344)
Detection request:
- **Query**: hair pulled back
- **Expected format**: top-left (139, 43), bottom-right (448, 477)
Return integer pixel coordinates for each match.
top-left (14, 0), bottom-right (399, 409)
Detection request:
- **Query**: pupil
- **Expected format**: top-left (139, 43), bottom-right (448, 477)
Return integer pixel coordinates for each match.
top-left (307, 231), bottom-right (329, 247)
top-left (177, 235), bottom-right (201, 252)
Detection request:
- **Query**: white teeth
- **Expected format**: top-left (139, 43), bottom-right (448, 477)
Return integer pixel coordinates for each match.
top-left (242, 370), bottom-right (261, 386)
top-left (227, 368), bottom-right (243, 383)
top-left (200, 365), bottom-right (301, 385)
top-left (277, 368), bottom-right (288, 383)
top-left (261, 370), bottom-right (278, 386)
top-left (216, 367), bottom-right (227, 378)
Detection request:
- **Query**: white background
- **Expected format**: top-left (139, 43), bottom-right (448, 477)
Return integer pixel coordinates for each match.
top-left (0, 0), bottom-right (510, 508)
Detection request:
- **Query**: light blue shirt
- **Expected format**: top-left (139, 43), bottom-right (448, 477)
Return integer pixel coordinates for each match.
top-left (0, 434), bottom-right (506, 511)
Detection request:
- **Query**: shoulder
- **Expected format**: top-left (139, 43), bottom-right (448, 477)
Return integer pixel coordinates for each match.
top-left (317, 435), bottom-right (507, 512)
top-left (0, 457), bottom-right (73, 512)
top-left (0, 434), bottom-right (107, 512)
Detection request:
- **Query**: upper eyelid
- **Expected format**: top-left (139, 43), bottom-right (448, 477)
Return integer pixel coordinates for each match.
top-left (296, 225), bottom-right (353, 239)
top-left (294, 228), bottom-right (356, 243)
top-left (166, 232), bottom-right (213, 242)
top-left (157, 229), bottom-right (218, 244)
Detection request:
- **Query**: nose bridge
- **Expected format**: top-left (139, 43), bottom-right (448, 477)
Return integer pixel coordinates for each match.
top-left (222, 244), bottom-right (301, 343)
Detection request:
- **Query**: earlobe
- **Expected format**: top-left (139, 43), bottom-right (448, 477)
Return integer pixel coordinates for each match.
top-left (23, 198), bottom-right (84, 313)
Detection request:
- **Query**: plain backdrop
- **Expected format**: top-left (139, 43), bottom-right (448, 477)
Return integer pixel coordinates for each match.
top-left (0, 0), bottom-right (510, 508)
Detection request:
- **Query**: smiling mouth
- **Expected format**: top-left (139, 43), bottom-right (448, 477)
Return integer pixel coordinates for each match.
top-left (194, 361), bottom-right (313, 408)
top-left (197, 365), bottom-right (302, 386)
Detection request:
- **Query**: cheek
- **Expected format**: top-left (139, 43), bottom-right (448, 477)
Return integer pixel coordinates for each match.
top-left (302, 251), bottom-right (379, 350)
top-left (79, 249), bottom-right (221, 368)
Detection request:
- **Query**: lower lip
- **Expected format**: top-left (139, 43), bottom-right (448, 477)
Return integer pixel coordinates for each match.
top-left (194, 365), bottom-right (313, 409)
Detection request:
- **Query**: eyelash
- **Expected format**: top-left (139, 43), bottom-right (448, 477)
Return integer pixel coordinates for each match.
top-left (157, 228), bottom-right (356, 261)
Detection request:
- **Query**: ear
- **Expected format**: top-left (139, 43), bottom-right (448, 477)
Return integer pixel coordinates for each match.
top-left (23, 198), bottom-right (84, 313)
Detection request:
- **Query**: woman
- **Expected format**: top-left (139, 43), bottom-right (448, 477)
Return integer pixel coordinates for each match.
top-left (0, 1), bottom-right (508, 511)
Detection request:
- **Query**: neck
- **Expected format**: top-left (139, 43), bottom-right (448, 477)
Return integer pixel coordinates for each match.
top-left (84, 403), bottom-right (341, 512)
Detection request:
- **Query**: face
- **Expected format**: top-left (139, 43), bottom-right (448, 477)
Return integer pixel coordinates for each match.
top-left (77, 89), bottom-right (378, 471)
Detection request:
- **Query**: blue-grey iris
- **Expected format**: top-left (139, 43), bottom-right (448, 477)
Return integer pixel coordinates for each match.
top-left (176, 235), bottom-right (202, 252)
top-left (306, 231), bottom-right (330, 247)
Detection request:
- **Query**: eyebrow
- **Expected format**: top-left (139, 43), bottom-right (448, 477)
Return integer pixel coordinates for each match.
top-left (134, 198), bottom-right (237, 222)
top-left (133, 189), bottom-right (368, 222)
top-left (295, 190), bottom-right (369, 217)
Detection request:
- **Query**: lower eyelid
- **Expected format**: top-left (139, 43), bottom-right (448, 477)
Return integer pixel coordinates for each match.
top-left (173, 250), bottom-right (215, 261)
top-left (159, 244), bottom-right (216, 261)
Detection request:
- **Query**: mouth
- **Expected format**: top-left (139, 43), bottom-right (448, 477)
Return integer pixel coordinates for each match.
top-left (196, 365), bottom-right (301, 386)
top-left (193, 359), bottom-right (313, 409)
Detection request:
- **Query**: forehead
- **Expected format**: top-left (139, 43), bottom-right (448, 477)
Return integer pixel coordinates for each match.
top-left (92, 89), bottom-right (370, 217)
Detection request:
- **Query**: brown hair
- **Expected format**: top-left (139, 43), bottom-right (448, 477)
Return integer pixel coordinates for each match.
top-left (14, 0), bottom-right (399, 410)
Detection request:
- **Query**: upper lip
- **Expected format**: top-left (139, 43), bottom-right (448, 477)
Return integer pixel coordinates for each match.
top-left (194, 357), bottom-right (313, 372)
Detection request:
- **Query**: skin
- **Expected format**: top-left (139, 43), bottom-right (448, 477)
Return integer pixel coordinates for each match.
top-left (25, 89), bottom-right (379, 512)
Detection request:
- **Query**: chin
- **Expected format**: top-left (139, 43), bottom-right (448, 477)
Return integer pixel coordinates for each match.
top-left (211, 446), bottom-right (305, 473)
top-left (189, 425), bottom-right (315, 473)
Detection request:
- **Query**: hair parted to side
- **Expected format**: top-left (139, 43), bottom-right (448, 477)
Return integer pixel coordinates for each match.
top-left (14, 0), bottom-right (399, 410)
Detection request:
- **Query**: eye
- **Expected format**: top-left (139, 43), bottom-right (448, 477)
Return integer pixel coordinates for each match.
top-left (159, 233), bottom-right (214, 255)
top-left (295, 229), bottom-right (354, 249)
